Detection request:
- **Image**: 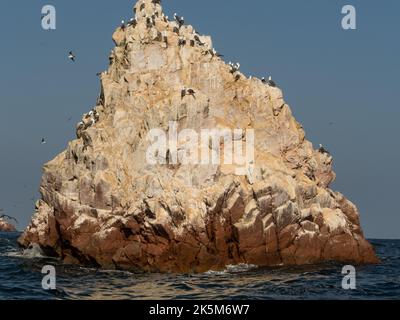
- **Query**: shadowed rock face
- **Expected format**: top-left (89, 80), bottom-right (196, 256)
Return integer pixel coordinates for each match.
top-left (19, 0), bottom-right (378, 272)
top-left (0, 219), bottom-right (16, 232)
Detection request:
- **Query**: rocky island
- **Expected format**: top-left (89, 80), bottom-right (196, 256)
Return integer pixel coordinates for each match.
top-left (19, 0), bottom-right (378, 272)
top-left (0, 218), bottom-right (16, 232)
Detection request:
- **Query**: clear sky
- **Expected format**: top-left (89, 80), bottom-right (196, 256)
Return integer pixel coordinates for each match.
top-left (0, 0), bottom-right (399, 238)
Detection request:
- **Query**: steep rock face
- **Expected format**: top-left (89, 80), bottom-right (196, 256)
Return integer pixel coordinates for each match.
top-left (19, 0), bottom-right (378, 272)
top-left (0, 219), bottom-right (16, 232)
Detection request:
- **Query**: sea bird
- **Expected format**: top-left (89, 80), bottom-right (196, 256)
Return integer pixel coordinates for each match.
top-left (187, 88), bottom-right (196, 98)
top-left (267, 76), bottom-right (276, 87)
top-left (146, 16), bottom-right (154, 28)
top-left (194, 35), bottom-right (205, 46)
top-left (229, 62), bottom-right (240, 74)
top-left (207, 48), bottom-right (223, 58)
top-left (173, 26), bottom-right (180, 35)
top-left (162, 31), bottom-right (168, 47)
top-left (181, 87), bottom-right (187, 99)
top-left (174, 13), bottom-right (184, 28)
top-left (127, 18), bottom-right (137, 28)
top-left (68, 51), bottom-right (75, 62)
top-left (318, 144), bottom-right (331, 155)
top-left (41, 138), bottom-right (46, 144)
top-left (178, 37), bottom-right (186, 47)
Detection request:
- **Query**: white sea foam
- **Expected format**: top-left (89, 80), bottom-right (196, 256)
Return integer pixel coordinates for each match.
top-left (205, 263), bottom-right (258, 275)
top-left (1, 243), bottom-right (53, 259)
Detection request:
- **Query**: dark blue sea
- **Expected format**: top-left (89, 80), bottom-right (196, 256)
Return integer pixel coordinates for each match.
top-left (0, 232), bottom-right (399, 300)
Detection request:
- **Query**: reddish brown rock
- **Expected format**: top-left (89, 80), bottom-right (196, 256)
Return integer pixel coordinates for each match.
top-left (18, 0), bottom-right (379, 272)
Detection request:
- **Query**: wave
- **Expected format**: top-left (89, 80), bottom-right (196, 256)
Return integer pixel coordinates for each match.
top-left (1, 243), bottom-right (55, 260)
top-left (205, 263), bottom-right (258, 275)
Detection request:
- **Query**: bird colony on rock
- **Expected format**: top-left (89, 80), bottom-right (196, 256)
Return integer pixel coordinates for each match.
top-left (19, 0), bottom-right (378, 273)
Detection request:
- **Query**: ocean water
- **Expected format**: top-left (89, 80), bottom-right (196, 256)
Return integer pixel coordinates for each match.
top-left (0, 232), bottom-right (399, 300)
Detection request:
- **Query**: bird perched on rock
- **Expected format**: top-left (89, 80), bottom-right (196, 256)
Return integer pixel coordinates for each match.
top-left (174, 13), bottom-right (184, 28)
top-left (68, 51), bottom-right (76, 62)
top-left (146, 16), bottom-right (154, 28)
top-left (267, 76), bottom-right (276, 87)
top-left (229, 62), bottom-right (240, 74)
top-left (77, 121), bottom-right (84, 128)
top-left (181, 87), bottom-right (187, 99)
top-left (127, 18), bottom-right (137, 28)
top-left (204, 48), bottom-right (223, 58)
top-left (173, 26), bottom-right (180, 35)
top-left (194, 35), bottom-right (205, 46)
top-left (318, 144), bottom-right (331, 155)
top-left (162, 31), bottom-right (168, 47)
top-left (120, 20), bottom-right (126, 30)
top-left (214, 49), bottom-right (223, 57)
top-left (187, 88), bottom-right (196, 98)
top-left (178, 37), bottom-right (186, 47)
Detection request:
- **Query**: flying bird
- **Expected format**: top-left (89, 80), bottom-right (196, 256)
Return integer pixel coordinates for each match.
top-left (68, 51), bottom-right (76, 62)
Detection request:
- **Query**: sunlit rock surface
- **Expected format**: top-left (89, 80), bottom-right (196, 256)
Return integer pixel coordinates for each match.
top-left (19, 0), bottom-right (378, 272)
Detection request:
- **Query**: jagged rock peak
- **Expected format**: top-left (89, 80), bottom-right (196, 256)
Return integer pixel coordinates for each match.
top-left (18, 0), bottom-right (378, 273)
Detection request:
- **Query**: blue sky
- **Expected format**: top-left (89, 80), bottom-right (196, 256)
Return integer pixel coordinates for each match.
top-left (0, 0), bottom-right (399, 238)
